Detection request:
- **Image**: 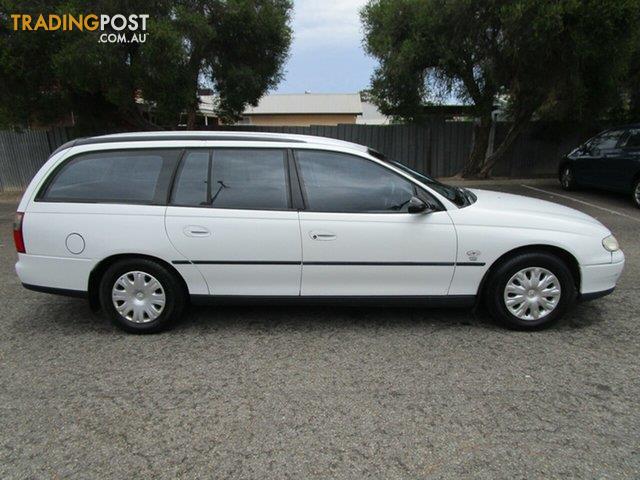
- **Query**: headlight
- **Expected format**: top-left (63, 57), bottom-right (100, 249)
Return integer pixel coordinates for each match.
top-left (602, 235), bottom-right (620, 252)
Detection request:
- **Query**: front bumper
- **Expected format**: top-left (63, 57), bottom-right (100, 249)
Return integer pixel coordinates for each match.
top-left (580, 252), bottom-right (624, 299)
top-left (580, 287), bottom-right (615, 301)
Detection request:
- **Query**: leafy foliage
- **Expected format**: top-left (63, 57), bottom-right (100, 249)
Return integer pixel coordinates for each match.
top-left (362, 0), bottom-right (640, 176)
top-left (0, 0), bottom-right (292, 130)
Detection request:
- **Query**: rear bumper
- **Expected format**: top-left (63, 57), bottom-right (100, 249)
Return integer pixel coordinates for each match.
top-left (15, 253), bottom-right (93, 292)
top-left (22, 283), bottom-right (87, 298)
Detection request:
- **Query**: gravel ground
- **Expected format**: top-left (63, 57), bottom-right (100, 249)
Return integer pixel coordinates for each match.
top-left (0, 181), bottom-right (638, 479)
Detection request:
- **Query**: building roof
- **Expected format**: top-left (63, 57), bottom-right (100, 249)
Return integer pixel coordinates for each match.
top-left (198, 93), bottom-right (363, 116)
top-left (245, 93), bottom-right (362, 115)
top-left (356, 101), bottom-right (391, 125)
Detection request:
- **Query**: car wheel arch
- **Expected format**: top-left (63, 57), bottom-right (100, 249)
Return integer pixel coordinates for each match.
top-left (476, 244), bottom-right (581, 303)
top-left (631, 169), bottom-right (640, 190)
top-left (88, 253), bottom-right (189, 311)
top-left (558, 160), bottom-right (574, 178)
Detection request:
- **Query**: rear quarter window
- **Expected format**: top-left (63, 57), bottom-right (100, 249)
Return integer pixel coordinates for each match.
top-left (39, 149), bottom-right (181, 204)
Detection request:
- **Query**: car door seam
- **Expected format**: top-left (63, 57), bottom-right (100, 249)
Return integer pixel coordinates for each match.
top-left (163, 207), bottom-right (212, 295)
top-left (446, 210), bottom-right (459, 295)
top-left (297, 210), bottom-right (304, 295)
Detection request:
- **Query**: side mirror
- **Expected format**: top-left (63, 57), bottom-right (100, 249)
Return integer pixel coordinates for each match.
top-left (408, 196), bottom-right (431, 214)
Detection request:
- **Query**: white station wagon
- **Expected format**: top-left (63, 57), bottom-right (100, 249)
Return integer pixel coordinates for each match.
top-left (14, 132), bottom-right (624, 333)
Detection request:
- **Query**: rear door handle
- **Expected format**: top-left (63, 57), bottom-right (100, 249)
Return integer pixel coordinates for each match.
top-left (183, 225), bottom-right (211, 237)
top-left (309, 230), bottom-right (336, 241)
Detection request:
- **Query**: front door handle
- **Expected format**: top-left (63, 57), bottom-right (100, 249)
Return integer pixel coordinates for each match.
top-left (309, 230), bottom-right (336, 241)
top-left (184, 225), bottom-right (211, 237)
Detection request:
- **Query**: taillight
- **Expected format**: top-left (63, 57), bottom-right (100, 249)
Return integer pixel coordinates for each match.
top-left (13, 212), bottom-right (25, 254)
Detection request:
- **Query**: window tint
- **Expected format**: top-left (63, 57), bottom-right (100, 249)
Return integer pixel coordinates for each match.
top-left (42, 150), bottom-right (176, 203)
top-left (172, 150), bottom-right (210, 206)
top-left (296, 150), bottom-right (415, 213)
top-left (210, 149), bottom-right (289, 209)
top-left (171, 149), bottom-right (290, 210)
top-left (588, 129), bottom-right (625, 153)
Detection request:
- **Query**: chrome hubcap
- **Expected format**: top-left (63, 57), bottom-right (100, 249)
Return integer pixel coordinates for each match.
top-left (112, 271), bottom-right (166, 323)
top-left (504, 267), bottom-right (561, 321)
top-left (634, 182), bottom-right (640, 205)
top-left (562, 168), bottom-right (572, 187)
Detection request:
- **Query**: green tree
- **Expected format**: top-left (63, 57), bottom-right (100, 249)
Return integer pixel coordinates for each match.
top-left (0, 0), bottom-right (292, 131)
top-left (362, 0), bottom-right (640, 178)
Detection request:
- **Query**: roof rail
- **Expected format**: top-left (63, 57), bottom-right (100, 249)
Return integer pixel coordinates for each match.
top-left (48, 130), bottom-right (369, 156)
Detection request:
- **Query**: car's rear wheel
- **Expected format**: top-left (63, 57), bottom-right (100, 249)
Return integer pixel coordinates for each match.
top-left (484, 252), bottom-right (576, 329)
top-left (560, 165), bottom-right (576, 190)
top-left (99, 258), bottom-right (186, 333)
top-left (632, 178), bottom-right (640, 208)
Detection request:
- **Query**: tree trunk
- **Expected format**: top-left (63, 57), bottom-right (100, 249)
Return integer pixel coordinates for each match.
top-left (477, 119), bottom-right (528, 178)
top-left (186, 103), bottom-right (197, 130)
top-left (185, 56), bottom-right (202, 130)
top-left (461, 114), bottom-right (493, 178)
top-left (126, 108), bottom-right (163, 131)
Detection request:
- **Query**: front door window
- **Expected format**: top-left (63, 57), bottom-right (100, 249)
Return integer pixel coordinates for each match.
top-left (586, 129), bottom-right (626, 157)
top-left (296, 150), bottom-right (415, 213)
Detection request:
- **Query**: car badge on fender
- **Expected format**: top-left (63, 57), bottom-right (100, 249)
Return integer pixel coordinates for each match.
top-left (466, 250), bottom-right (481, 261)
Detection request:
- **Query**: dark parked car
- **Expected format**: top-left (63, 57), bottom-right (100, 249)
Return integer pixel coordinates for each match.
top-left (559, 125), bottom-right (640, 207)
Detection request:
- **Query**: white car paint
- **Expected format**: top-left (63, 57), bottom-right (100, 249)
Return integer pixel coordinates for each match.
top-left (15, 132), bottom-right (624, 306)
top-left (299, 209), bottom-right (456, 296)
top-left (446, 189), bottom-right (623, 296)
top-left (165, 206), bottom-right (301, 295)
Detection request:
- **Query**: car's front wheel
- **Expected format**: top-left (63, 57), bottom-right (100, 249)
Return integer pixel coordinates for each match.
top-left (632, 177), bottom-right (640, 208)
top-left (484, 252), bottom-right (576, 329)
top-left (99, 258), bottom-right (186, 333)
top-left (560, 164), bottom-right (576, 190)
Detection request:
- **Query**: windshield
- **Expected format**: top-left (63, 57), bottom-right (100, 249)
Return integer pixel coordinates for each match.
top-left (368, 149), bottom-right (476, 208)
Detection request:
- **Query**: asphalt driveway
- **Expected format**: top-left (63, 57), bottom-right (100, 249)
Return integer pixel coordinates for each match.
top-left (0, 181), bottom-right (638, 479)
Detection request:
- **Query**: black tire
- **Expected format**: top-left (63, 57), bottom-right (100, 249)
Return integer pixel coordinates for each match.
top-left (98, 258), bottom-right (186, 333)
top-left (484, 252), bottom-right (576, 330)
top-left (559, 164), bottom-right (576, 190)
top-left (632, 177), bottom-right (640, 208)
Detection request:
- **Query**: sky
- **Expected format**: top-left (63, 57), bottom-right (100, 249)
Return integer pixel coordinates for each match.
top-left (275, 0), bottom-right (377, 94)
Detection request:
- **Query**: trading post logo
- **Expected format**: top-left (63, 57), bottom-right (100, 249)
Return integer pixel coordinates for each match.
top-left (9, 13), bottom-right (149, 43)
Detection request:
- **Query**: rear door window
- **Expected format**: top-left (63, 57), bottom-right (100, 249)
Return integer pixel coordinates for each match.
top-left (40, 149), bottom-right (179, 204)
top-left (170, 148), bottom-right (290, 210)
top-left (171, 150), bottom-right (210, 206)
